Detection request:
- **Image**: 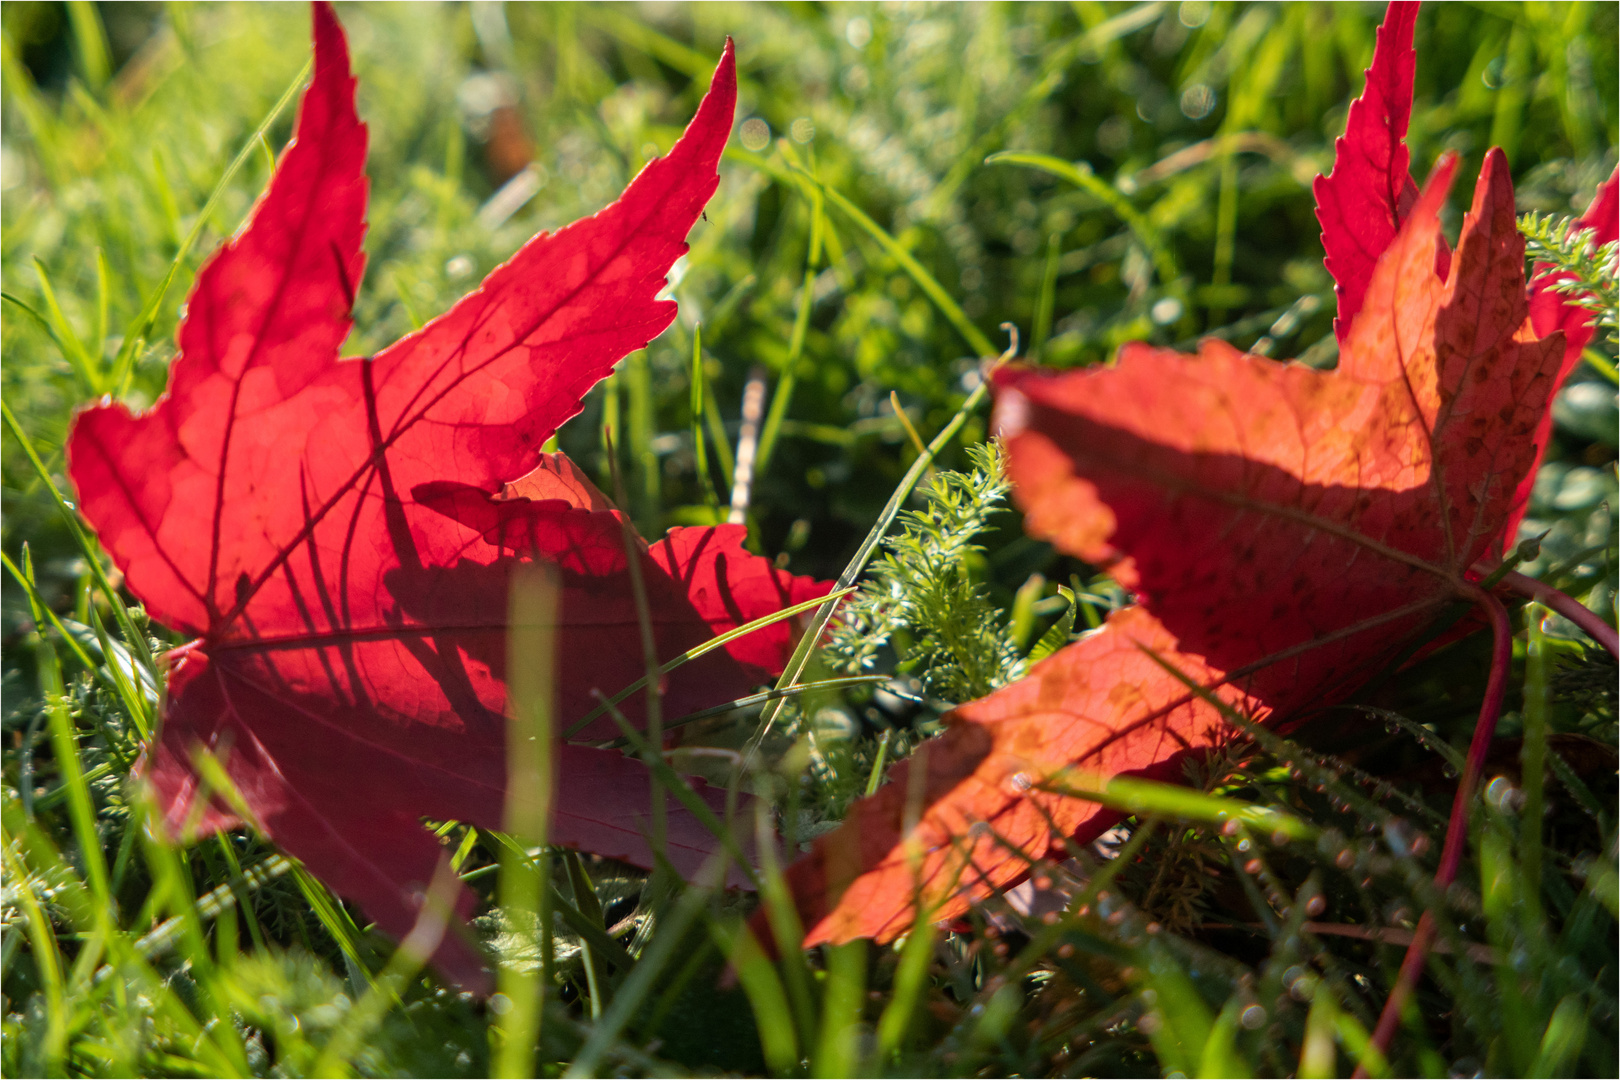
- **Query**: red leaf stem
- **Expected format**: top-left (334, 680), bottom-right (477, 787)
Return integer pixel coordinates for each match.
top-left (1500, 570), bottom-right (1619, 658)
top-left (1359, 588), bottom-right (1512, 1073)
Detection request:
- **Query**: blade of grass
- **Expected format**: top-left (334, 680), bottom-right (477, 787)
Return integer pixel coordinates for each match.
top-left (30, 258), bottom-right (100, 393)
top-left (595, 698), bottom-right (759, 889)
top-left (593, 675), bottom-right (885, 749)
top-left (876, 918), bottom-right (936, 1059)
top-left (86, 604), bottom-right (155, 739)
top-left (1521, 603), bottom-right (1550, 925)
top-left (563, 587), bottom-right (854, 737)
top-left (562, 850), bottom-right (607, 1014)
top-left (801, 170), bottom-right (995, 358)
top-left (1, 399), bottom-right (157, 678)
top-left (132, 854), bottom-right (292, 961)
top-left (109, 56), bottom-right (313, 395)
top-left (494, 562), bottom-right (559, 1078)
top-left (732, 146), bottom-right (995, 357)
top-left (604, 432), bottom-right (671, 872)
top-left (23, 568), bottom-right (115, 930)
top-left (1532, 994), bottom-right (1590, 1075)
top-left (813, 939), bottom-right (867, 1078)
top-left (689, 325), bottom-right (722, 521)
top-left (564, 871), bottom-right (716, 1078)
top-left (137, 797), bottom-right (251, 1074)
top-left (93, 247), bottom-right (112, 363)
top-left (1032, 232), bottom-right (1061, 360)
top-left (714, 920), bottom-right (798, 1075)
top-left (314, 859), bottom-right (462, 1079)
top-left (5, 550), bottom-right (99, 677)
top-left (986, 153), bottom-right (1179, 292)
top-left (484, 831), bottom-right (639, 974)
top-left (290, 862), bottom-right (375, 985)
top-left (750, 799), bottom-right (819, 1050)
top-left (65, 0), bottom-right (112, 89)
top-left (3, 842), bottom-right (68, 1072)
top-left (625, 350), bottom-right (659, 531)
top-left (1039, 773), bottom-right (1314, 843)
top-left (2, 292), bottom-right (96, 389)
top-left (756, 145), bottom-right (825, 476)
top-left (1580, 346), bottom-right (1617, 383)
top-left (864, 729), bottom-right (894, 798)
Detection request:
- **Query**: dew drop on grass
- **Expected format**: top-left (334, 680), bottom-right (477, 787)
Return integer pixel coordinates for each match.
top-left (1244, 858), bottom-right (1263, 874)
top-left (1305, 894), bottom-right (1326, 916)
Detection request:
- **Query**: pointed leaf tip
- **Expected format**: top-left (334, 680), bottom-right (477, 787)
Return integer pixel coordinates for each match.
top-left (1316, 1), bottom-right (1444, 342)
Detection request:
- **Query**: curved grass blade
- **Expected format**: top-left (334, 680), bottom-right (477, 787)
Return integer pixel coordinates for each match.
top-left (108, 58), bottom-right (313, 395)
top-left (563, 587), bottom-right (855, 738)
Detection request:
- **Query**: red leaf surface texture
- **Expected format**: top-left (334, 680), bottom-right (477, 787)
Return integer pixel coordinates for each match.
top-left (1315, 1), bottom-right (1616, 539)
top-left (780, 152), bottom-right (1568, 946)
top-left (67, 5), bottom-right (830, 989)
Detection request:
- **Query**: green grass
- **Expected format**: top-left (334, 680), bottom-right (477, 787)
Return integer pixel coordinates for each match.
top-left (3, 2), bottom-right (1617, 1076)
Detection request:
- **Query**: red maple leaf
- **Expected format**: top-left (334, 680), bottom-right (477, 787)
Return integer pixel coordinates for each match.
top-left (67, 5), bottom-right (828, 989)
top-left (775, 6), bottom-right (1587, 946)
top-left (1314, 0), bottom-right (1618, 540)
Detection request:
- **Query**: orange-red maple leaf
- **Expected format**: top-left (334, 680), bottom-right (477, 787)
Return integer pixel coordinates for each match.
top-left (66, 5), bottom-right (828, 989)
top-left (780, 148), bottom-right (1564, 947)
top-left (1313, 0), bottom-right (1616, 541)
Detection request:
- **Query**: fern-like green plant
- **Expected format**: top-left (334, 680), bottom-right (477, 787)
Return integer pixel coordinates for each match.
top-left (824, 441), bottom-right (1024, 703)
top-left (1520, 210), bottom-right (1618, 345)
